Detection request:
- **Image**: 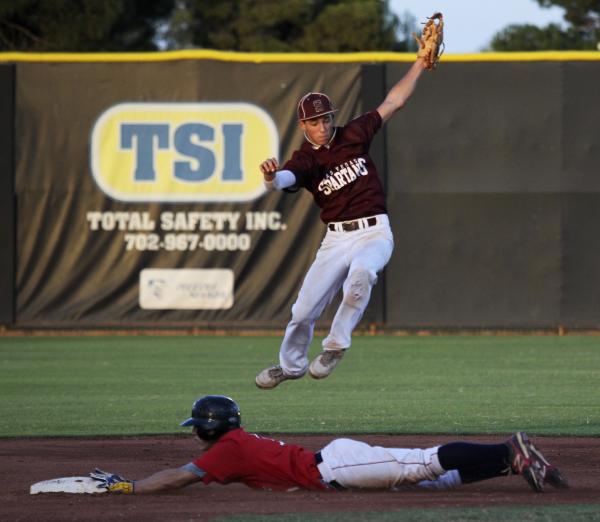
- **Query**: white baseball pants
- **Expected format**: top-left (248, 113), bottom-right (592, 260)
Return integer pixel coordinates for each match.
top-left (317, 438), bottom-right (447, 490)
top-left (279, 214), bottom-right (394, 376)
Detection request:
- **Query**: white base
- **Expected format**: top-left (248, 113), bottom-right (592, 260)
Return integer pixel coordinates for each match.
top-left (30, 476), bottom-right (106, 494)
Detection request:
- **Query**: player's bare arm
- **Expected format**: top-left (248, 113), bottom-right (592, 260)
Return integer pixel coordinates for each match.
top-left (132, 467), bottom-right (201, 494)
top-left (376, 59), bottom-right (426, 123)
top-left (88, 466), bottom-right (201, 494)
top-left (376, 12), bottom-right (443, 123)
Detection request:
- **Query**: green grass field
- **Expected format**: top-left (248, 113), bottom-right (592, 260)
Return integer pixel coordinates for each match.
top-left (2, 334), bottom-right (599, 520)
top-left (0, 335), bottom-right (598, 437)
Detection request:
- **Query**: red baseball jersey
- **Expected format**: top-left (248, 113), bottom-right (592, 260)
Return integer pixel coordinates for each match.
top-left (282, 110), bottom-right (387, 223)
top-left (193, 428), bottom-right (327, 491)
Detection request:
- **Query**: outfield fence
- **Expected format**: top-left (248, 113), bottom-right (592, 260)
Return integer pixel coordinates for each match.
top-left (1, 51), bottom-right (599, 330)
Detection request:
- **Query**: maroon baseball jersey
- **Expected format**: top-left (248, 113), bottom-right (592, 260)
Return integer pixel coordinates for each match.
top-left (282, 110), bottom-right (387, 223)
top-left (193, 428), bottom-right (327, 491)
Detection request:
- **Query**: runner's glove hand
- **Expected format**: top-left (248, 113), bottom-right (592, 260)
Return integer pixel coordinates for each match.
top-left (90, 468), bottom-right (135, 493)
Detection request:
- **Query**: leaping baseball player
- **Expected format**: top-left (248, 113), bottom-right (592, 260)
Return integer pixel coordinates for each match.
top-left (90, 395), bottom-right (568, 494)
top-left (255, 52), bottom-right (433, 388)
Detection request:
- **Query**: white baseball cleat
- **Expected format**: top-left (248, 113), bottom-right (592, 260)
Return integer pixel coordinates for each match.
top-left (308, 349), bottom-right (345, 379)
top-left (255, 365), bottom-right (304, 389)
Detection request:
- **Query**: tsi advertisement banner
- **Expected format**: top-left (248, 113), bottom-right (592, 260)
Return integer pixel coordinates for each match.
top-left (15, 61), bottom-right (359, 326)
top-left (89, 101), bottom-right (277, 313)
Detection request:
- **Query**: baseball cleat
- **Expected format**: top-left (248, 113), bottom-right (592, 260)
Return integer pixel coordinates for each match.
top-left (255, 365), bottom-right (304, 390)
top-left (528, 444), bottom-right (570, 489)
top-left (308, 349), bottom-right (345, 379)
top-left (507, 432), bottom-right (543, 492)
top-left (507, 432), bottom-right (567, 492)
top-left (544, 465), bottom-right (570, 489)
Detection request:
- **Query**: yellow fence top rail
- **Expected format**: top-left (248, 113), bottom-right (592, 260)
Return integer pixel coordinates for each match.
top-left (0, 49), bottom-right (599, 63)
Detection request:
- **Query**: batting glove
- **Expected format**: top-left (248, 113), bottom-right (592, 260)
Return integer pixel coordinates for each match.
top-left (90, 468), bottom-right (135, 494)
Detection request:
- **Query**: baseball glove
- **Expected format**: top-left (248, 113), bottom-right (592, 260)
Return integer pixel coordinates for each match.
top-left (414, 12), bottom-right (444, 70)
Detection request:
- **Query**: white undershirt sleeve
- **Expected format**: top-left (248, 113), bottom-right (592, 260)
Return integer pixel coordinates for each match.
top-left (264, 169), bottom-right (297, 191)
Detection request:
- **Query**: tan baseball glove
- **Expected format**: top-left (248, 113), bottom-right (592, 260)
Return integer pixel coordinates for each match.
top-left (414, 12), bottom-right (444, 70)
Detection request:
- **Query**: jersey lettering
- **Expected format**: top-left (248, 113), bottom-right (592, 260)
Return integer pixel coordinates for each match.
top-left (317, 158), bottom-right (368, 196)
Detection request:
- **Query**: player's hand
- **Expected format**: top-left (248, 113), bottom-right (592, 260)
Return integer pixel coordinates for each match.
top-left (90, 468), bottom-right (135, 494)
top-left (260, 158), bottom-right (279, 180)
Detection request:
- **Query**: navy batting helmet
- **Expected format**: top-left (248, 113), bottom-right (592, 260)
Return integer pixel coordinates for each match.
top-left (180, 395), bottom-right (241, 441)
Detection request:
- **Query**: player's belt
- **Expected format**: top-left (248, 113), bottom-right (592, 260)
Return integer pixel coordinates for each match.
top-left (314, 451), bottom-right (347, 491)
top-left (328, 216), bottom-right (378, 233)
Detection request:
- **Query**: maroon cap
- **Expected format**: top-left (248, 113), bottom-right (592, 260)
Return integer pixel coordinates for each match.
top-left (296, 92), bottom-right (338, 121)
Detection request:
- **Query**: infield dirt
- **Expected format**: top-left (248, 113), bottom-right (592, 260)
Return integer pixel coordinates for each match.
top-left (2, 434), bottom-right (599, 521)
